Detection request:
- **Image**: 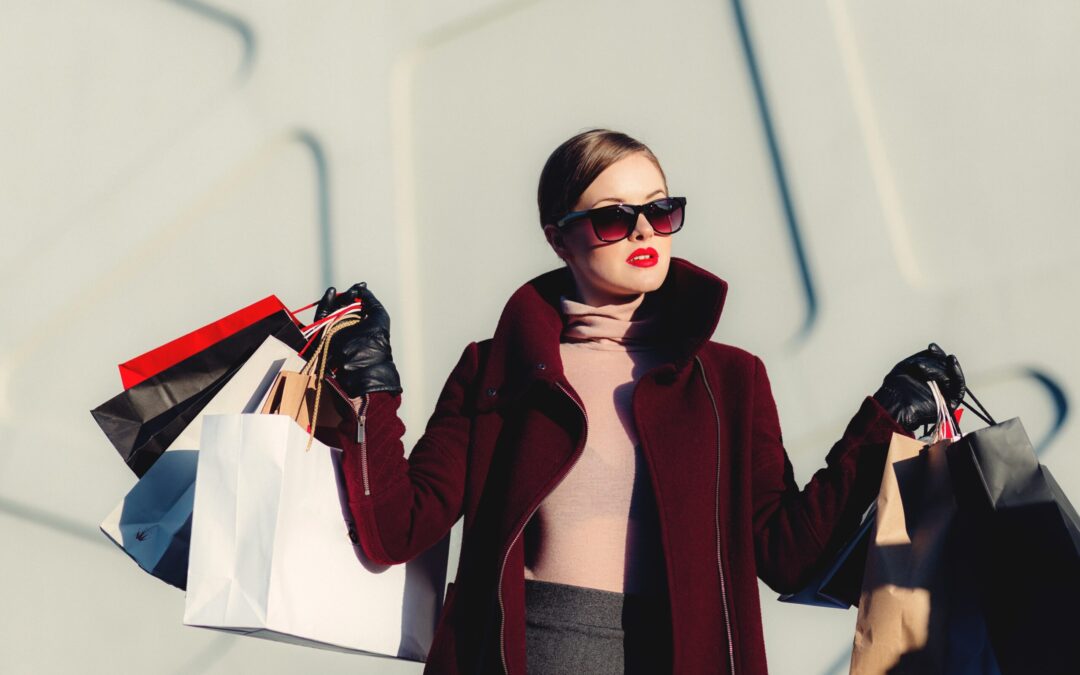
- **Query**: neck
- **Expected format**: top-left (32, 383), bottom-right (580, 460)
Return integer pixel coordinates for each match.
top-left (564, 288), bottom-right (645, 317)
top-left (567, 287), bottom-right (642, 309)
top-left (560, 291), bottom-right (664, 348)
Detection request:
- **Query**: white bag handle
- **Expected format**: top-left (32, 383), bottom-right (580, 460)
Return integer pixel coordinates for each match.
top-left (301, 301), bottom-right (364, 339)
top-left (927, 380), bottom-right (959, 442)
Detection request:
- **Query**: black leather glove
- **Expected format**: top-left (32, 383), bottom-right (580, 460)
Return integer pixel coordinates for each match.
top-left (873, 342), bottom-right (965, 435)
top-left (315, 282), bottom-right (402, 398)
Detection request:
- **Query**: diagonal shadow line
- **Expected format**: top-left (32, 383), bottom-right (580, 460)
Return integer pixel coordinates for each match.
top-left (730, 0), bottom-right (818, 345)
top-left (0, 494), bottom-right (110, 548)
top-left (389, 0), bottom-right (544, 430)
top-left (166, 0), bottom-right (256, 82)
top-left (1023, 368), bottom-right (1069, 457)
top-left (0, 0), bottom-right (256, 297)
top-left (3, 132), bottom-right (322, 378)
top-left (413, 0), bottom-right (543, 50)
top-left (290, 129), bottom-right (335, 291)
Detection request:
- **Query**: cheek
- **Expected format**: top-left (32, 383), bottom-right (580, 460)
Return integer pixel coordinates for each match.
top-left (567, 239), bottom-right (616, 274)
top-left (654, 236), bottom-right (673, 258)
top-left (563, 227), bottom-right (602, 257)
top-left (590, 246), bottom-right (634, 276)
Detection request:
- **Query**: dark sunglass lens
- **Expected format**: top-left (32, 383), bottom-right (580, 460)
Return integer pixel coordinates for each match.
top-left (645, 199), bottom-right (684, 234)
top-left (590, 206), bottom-right (635, 241)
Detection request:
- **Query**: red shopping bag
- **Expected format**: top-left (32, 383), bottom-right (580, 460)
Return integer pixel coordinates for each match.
top-left (119, 296), bottom-right (296, 389)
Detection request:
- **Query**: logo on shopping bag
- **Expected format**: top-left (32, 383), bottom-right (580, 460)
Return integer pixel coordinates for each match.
top-left (135, 529), bottom-right (150, 541)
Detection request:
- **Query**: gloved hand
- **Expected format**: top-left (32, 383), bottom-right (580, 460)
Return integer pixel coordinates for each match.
top-left (873, 342), bottom-right (965, 435)
top-left (314, 282), bottom-right (402, 398)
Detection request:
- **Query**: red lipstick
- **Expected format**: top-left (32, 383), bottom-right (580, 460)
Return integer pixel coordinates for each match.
top-left (626, 247), bottom-right (658, 268)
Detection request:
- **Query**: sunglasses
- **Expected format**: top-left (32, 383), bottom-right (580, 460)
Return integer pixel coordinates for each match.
top-left (555, 196), bottom-right (687, 243)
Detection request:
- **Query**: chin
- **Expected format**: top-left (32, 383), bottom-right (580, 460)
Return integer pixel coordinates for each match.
top-left (579, 258), bottom-right (669, 300)
top-left (619, 267), bottom-right (667, 294)
top-left (635, 259), bottom-right (670, 287)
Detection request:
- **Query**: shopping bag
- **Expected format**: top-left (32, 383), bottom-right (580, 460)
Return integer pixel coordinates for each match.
top-left (184, 413), bottom-right (448, 660)
top-left (118, 295), bottom-right (293, 389)
top-left (778, 501), bottom-right (876, 608)
top-left (155, 334), bottom-right (307, 454)
top-left (780, 411), bottom-right (967, 609)
top-left (99, 450), bottom-right (198, 588)
top-left (99, 334), bottom-right (307, 588)
top-left (850, 382), bottom-right (958, 674)
top-left (946, 414), bottom-right (1080, 675)
top-left (91, 309), bottom-right (306, 476)
top-left (260, 313), bottom-right (360, 446)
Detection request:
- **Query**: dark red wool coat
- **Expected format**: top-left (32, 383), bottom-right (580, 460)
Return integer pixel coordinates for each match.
top-left (325, 256), bottom-right (906, 674)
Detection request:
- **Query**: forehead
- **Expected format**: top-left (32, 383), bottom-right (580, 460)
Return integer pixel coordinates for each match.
top-left (577, 153), bottom-right (667, 209)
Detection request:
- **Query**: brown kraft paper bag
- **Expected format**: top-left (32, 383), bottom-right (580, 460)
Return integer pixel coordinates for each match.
top-left (260, 315), bottom-right (358, 448)
top-left (849, 429), bottom-right (957, 674)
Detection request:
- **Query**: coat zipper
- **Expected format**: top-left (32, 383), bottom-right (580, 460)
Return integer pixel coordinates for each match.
top-left (695, 356), bottom-right (736, 675)
top-left (497, 380), bottom-right (589, 675)
top-left (324, 378), bottom-right (371, 496)
top-left (357, 395), bottom-right (370, 495)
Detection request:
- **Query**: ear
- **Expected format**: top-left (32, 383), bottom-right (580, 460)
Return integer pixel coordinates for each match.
top-left (542, 224), bottom-right (570, 261)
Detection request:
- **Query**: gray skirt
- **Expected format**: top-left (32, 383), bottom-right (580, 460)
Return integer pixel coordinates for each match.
top-left (524, 579), bottom-right (673, 675)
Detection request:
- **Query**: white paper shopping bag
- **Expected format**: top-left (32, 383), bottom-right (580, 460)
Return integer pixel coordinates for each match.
top-left (183, 413), bottom-right (447, 660)
top-left (100, 335), bottom-right (307, 588)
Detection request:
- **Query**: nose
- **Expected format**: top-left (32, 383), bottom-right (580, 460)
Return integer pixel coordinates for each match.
top-left (630, 213), bottom-right (654, 240)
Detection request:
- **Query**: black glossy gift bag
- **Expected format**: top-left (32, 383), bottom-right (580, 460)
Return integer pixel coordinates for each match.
top-left (91, 309), bottom-right (306, 476)
top-left (945, 414), bottom-right (1080, 675)
top-left (777, 501), bottom-right (875, 608)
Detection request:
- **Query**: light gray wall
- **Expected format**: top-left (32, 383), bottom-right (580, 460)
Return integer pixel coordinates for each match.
top-left (2, 1), bottom-right (1077, 673)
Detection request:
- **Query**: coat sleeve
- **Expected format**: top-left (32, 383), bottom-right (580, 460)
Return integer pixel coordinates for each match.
top-left (318, 341), bottom-right (480, 565)
top-left (748, 355), bottom-right (906, 593)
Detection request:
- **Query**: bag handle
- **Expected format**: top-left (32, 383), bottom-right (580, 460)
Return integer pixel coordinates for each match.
top-left (961, 386), bottom-right (996, 427)
top-left (287, 297), bottom-right (366, 356)
top-left (301, 301), bottom-right (364, 339)
top-left (928, 380), bottom-right (959, 441)
top-left (918, 382), bottom-right (997, 438)
top-left (299, 313), bottom-right (360, 451)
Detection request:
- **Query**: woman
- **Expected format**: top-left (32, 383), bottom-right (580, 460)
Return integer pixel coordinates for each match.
top-left (315, 129), bottom-right (965, 674)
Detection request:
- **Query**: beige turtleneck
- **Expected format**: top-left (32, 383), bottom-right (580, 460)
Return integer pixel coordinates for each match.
top-left (522, 292), bottom-right (673, 597)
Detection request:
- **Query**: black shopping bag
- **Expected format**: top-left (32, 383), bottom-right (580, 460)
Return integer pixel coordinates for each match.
top-left (91, 310), bottom-right (306, 476)
top-left (946, 415), bottom-right (1080, 675)
top-left (778, 501), bottom-right (875, 608)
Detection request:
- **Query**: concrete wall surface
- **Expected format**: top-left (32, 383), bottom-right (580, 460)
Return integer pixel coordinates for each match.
top-left (2, 1), bottom-right (1077, 673)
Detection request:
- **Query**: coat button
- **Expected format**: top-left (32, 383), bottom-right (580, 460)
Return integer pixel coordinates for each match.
top-left (535, 362), bottom-right (546, 371)
top-left (486, 387), bottom-right (497, 397)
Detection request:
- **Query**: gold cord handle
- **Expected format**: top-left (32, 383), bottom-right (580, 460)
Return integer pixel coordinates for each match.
top-left (303, 313), bottom-right (360, 451)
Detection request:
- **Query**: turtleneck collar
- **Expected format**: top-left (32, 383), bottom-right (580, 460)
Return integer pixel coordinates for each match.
top-left (559, 293), bottom-right (665, 350)
top-left (474, 257), bottom-right (729, 411)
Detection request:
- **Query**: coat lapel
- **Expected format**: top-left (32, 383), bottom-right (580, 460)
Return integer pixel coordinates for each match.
top-left (470, 257), bottom-right (731, 551)
top-left (462, 257), bottom-right (731, 674)
top-left (473, 256), bottom-right (729, 414)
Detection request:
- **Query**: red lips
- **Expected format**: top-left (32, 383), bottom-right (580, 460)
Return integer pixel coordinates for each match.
top-left (626, 247), bottom-right (659, 268)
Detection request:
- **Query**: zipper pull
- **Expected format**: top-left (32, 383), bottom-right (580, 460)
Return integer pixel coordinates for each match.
top-left (351, 392), bottom-right (367, 444)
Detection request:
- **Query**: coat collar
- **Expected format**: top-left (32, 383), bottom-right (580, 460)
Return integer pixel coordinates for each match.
top-left (475, 257), bottom-right (728, 412)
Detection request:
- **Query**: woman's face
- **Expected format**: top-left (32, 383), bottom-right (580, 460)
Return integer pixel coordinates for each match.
top-left (543, 152), bottom-right (672, 307)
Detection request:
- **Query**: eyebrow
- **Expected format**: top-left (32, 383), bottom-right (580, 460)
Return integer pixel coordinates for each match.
top-left (589, 188), bottom-right (666, 209)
